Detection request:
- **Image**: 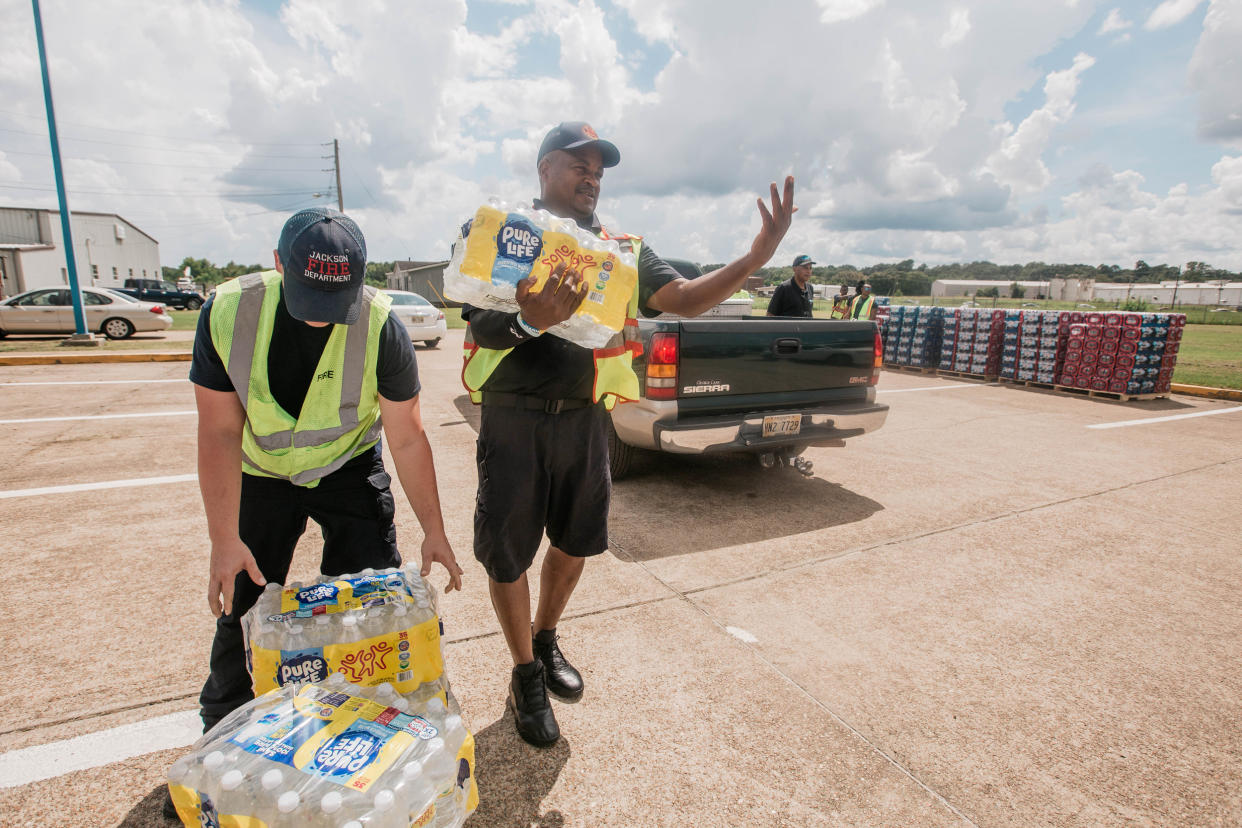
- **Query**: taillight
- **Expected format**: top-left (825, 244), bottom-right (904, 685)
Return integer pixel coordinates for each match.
top-left (151, 305), bottom-right (165, 314)
top-left (436, 311), bottom-right (445, 321)
top-left (870, 326), bottom-right (882, 385)
top-left (646, 332), bottom-right (679, 400)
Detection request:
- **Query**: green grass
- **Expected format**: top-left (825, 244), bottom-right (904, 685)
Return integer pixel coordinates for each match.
top-left (1170, 325), bottom-right (1242, 389)
top-left (0, 337), bottom-right (192, 353)
top-left (872, 295), bottom-right (1242, 324)
top-left (171, 308), bottom-right (199, 331)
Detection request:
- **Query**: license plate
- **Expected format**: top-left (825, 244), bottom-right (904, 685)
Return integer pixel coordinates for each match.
top-left (409, 315), bottom-right (425, 324)
top-left (762, 413), bottom-right (802, 437)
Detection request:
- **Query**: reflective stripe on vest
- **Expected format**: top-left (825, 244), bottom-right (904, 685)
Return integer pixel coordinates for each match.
top-left (210, 270), bottom-right (390, 487)
top-left (830, 295), bottom-right (850, 319)
top-left (461, 232), bottom-right (644, 411)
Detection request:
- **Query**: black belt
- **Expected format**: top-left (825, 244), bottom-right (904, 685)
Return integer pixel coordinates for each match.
top-left (481, 392), bottom-right (593, 414)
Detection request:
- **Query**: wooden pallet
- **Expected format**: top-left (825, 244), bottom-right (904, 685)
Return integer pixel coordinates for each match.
top-left (883, 363), bottom-right (937, 374)
top-left (998, 377), bottom-right (1165, 401)
top-left (936, 368), bottom-right (996, 381)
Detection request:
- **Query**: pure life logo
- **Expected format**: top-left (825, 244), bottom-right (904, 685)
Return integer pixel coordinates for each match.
top-left (492, 216), bottom-right (542, 287)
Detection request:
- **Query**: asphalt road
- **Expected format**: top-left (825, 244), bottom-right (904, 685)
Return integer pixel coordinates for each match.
top-left (1, 329), bottom-right (1240, 827)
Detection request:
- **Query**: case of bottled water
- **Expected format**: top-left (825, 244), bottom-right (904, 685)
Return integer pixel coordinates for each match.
top-left (167, 675), bottom-right (478, 827)
top-left (443, 200), bottom-right (639, 349)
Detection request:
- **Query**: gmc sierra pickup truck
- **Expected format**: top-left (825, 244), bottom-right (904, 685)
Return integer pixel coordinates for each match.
top-left (607, 261), bottom-right (889, 478)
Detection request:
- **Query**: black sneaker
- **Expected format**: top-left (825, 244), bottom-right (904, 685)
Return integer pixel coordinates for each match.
top-left (533, 628), bottom-right (583, 700)
top-left (507, 660), bottom-right (560, 747)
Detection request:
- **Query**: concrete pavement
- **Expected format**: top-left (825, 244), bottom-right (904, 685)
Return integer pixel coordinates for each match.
top-left (1, 328), bottom-right (1240, 826)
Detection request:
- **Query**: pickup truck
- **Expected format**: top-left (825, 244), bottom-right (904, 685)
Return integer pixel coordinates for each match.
top-left (116, 278), bottom-right (204, 310)
top-left (607, 261), bottom-right (889, 478)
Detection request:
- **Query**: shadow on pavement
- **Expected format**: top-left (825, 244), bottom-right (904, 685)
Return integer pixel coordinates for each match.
top-left (117, 785), bottom-right (169, 827)
top-left (609, 451), bottom-right (883, 559)
top-left (452, 393), bottom-right (483, 432)
top-left (466, 711), bottom-right (570, 826)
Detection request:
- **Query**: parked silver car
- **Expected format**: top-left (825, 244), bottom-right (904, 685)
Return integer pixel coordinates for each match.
top-left (0, 286), bottom-right (173, 340)
top-left (381, 290), bottom-right (448, 348)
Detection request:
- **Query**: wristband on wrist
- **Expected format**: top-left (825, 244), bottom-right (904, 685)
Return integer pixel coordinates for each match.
top-left (515, 312), bottom-right (542, 338)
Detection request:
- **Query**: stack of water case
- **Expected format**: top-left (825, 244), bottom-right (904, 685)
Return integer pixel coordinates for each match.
top-left (882, 306), bottom-right (946, 368)
top-left (940, 308), bottom-right (1004, 376)
top-left (1057, 311), bottom-right (1183, 395)
top-left (999, 309), bottom-right (1060, 382)
top-left (167, 564), bottom-right (479, 827)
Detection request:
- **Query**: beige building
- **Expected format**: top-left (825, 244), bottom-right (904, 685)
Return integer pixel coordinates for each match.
top-left (930, 279), bottom-right (1050, 299)
top-left (0, 207), bottom-right (161, 299)
top-left (386, 260), bottom-right (454, 306)
top-left (1093, 281), bottom-right (1242, 306)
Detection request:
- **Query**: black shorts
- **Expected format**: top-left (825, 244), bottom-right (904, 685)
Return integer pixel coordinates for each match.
top-left (473, 402), bottom-right (611, 583)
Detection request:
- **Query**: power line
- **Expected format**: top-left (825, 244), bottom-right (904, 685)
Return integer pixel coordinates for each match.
top-left (0, 147), bottom-right (327, 173)
top-left (0, 127), bottom-right (323, 159)
top-left (0, 110), bottom-right (327, 148)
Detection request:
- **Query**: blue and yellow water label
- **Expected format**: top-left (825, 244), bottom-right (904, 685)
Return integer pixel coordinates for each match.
top-left (251, 616), bottom-right (444, 695)
top-left (229, 686), bottom-right (438, 793)
top-left (275, 573), bottom-right (414, 618)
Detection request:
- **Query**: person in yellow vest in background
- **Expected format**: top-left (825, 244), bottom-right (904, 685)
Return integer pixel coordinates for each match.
top-left (459, 121), bottom-right (796, 747)
top-left (850, 281), bottom-right (877, 321)
top-left (830, 282), bottom-right (852, 319)
top-left (187, 207), bottom-right (462, 733)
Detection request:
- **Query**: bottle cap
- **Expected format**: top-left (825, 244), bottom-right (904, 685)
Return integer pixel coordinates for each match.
top-left (427, 699), bottom-right (447, 716)
top-left (343, 823), bottom-right (363, 828)
top-left (221, 770), bottom-right (243, 791)
top-left (374, 789), bottom-right (395, 811)
top-left (261, 769), bottom-right (284, 791)
top-left (362, 567), bottom-right (376, 575)
top-left (342, 615), bottom-right (357, 627)
top-left (167, 760), bottom-right (190, 783)
top-left (203, 750), bottom-right (226, 771)
top-left (277, 791), bottom-right (300, 813)
top-left (401, 759), bottom-right (425, 780)
top-left (320, 791), bottom-right (343, 814)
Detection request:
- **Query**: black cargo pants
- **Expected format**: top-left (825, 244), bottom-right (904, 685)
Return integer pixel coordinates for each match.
top-left (197, 452), bottom-right (401, 731)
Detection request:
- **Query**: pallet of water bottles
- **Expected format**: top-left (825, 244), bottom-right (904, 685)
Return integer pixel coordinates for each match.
top-left (882, 307), bottom-right (1185, 400)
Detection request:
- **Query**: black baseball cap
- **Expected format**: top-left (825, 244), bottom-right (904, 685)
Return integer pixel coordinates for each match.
top-left (277, 207), bottom-right (367, 325)
top-left (792, 254), bottom-right (815, 267)
top-left (537, 121), bottom-right (620, 168)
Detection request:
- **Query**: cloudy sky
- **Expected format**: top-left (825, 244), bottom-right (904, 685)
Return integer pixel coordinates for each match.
top-left (1, 0), bottom-right (1239, 271)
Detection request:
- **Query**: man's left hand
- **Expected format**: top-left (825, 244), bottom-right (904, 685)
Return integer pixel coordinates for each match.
top-left (749, 175), bottom-right (797, 264)
top-left (420, 533), bottom-right (463, 593)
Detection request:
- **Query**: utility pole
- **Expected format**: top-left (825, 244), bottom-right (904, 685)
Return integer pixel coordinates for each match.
top-left (334, 138), bottom-right (344, 212)
top-left (32, 0), bottom-right (93, 343)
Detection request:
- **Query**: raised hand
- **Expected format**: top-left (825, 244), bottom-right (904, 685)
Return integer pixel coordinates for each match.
top-left (749, 175), bottom-right (797, 265)
top-left (515, 261), bottom-right (588, 331)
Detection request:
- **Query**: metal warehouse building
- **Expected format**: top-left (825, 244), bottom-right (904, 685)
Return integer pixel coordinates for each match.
top-left (0, 207), bottom-right (161, 299)
top-left (1094, 281), bottom-right (1242, 307)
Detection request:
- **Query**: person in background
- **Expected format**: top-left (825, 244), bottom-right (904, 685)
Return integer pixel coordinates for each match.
top-left (830, 282), bottom-right (851, 319)
top-left (766, 254), bottom-right (816, 318)
top-left (851, 281), bottom-right (876, 320)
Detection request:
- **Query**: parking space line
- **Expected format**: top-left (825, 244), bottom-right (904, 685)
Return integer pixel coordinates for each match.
top-left (1087, 406), bottom-right (1242, 430)
top-left (0, 379), bottom-right (186, 386)
top-left (0, 410), bottom-right (195, 425)
top-left (0, 474), bottom-right (197, 500)
top-left (877, 384), bottom-right (986, 394)
top-left (0, 710), bottom-right (200, 789)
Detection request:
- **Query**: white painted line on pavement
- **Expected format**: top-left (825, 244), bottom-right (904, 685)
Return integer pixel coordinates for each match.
top-left (0, 410), bottom-right (195, 425)
top-left (0, 473), bottom-right (198, 500)
top-left (0, 710), bottom-right (201, 789)
top-left (877, 384), bottom-right (985, 394)
top-left (726, 626), bottom-right (759, 643)
top-left (1087, 406), bottom-right (1242, 430)
top-left (0, 379), bottom-right (186, 386)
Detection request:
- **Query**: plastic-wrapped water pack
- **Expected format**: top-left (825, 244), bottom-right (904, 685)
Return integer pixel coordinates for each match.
top-left (243, 565), bottom-right (446, 699)
top-left (444, 201), bottom-right (639, 349)
top-left (167, 676), bottom-right (478, 827)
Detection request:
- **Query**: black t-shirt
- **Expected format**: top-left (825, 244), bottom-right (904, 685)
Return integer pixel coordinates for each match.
top-left (189, 290), bottom-right (419, 471)
top-left (462, 205), bottom-right (679, 400)
top-left (767, 278), bottom-right (814, 318)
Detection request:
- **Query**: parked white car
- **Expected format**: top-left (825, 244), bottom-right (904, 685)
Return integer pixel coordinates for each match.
top-left (0, 286), bottom-right (173, 340)
top-left (381, 290), bottom-right (447, 348)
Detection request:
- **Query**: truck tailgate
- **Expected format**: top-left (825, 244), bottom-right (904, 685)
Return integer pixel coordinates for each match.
top-left (674, 317), bottom-right (876, 405)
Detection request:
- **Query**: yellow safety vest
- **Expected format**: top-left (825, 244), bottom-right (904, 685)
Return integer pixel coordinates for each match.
top-left (851, 293), bottom-right (875, 320)
top-left (830, 294), bottom-right (851, 319)
top-left (461, 231), bottom-right (644, 411)
top-left (209, 270), bottom-right (391, 487)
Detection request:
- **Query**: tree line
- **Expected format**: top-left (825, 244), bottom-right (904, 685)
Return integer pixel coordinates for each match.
top-left (727, 259), bottom-right (1238, 297)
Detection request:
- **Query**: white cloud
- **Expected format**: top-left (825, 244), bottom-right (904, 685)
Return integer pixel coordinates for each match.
top-left (941, 7), bottom-right (971, 46)
top-left (817, 0), bottom-right (886, 25)
top-left (1097, 8), bottom-right (1131, 34)
top-left (1145, 0), bottom-right (1205, 30)
top-left (984, 53), bottom-right (1095, 195)
top-left (1188, 0), bottom-right (1242, 146)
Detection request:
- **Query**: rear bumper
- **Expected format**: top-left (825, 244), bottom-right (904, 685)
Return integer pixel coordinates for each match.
top-left (611, 395), bottom-right (889, 454)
